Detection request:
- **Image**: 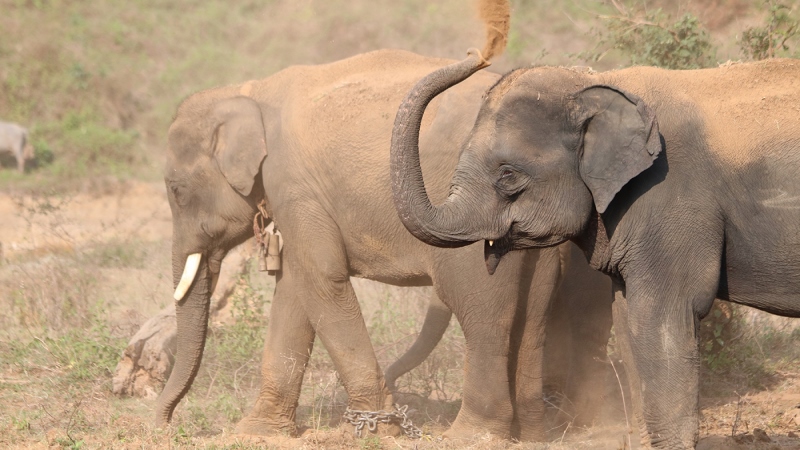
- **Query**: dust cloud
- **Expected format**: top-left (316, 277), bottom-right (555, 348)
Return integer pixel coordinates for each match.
top-left (477, 0), bottom-right (510, 60)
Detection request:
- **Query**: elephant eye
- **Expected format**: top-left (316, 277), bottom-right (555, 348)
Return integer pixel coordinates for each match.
top-left (170, 183), bottom-right (189, 206)
top-left (494, 164), bottom-right (528, 199)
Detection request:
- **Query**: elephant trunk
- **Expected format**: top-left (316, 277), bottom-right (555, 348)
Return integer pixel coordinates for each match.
top-left (390, 49), bottom-right (491, 247)
top-left (155, 248), bottom-right (213, 426)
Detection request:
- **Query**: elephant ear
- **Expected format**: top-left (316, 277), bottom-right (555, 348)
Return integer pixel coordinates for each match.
top-left (210, 96), bottom-right (268, 196)
top-left (576, 86), bottom-right (662, 214)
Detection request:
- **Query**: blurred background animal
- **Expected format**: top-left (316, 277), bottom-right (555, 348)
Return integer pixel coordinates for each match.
top-left (0, 120), bottom-right (34, 173)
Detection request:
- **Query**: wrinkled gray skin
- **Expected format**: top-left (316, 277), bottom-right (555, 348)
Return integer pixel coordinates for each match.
top-left (160, 49), bottom-right (612, 441)
top-left (390, 50), bottom-right (800, 449)
top-left (0, 121), bottom-right (34, 173)
top-left (385, 242), bottom-right (613, 430)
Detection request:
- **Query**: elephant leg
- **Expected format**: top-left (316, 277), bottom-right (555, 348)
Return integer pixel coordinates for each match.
top-left (384, 291), bottom-right (452, 392)
top-left (620, 249), bottom-right (719, 450)
top-left (15, 142), bottom-right (25, 173)
top-left (290, 223), bottom-right (396, 434)
top-left (237, 270), bottom-right (315, 436)
top-left (558, 246), bottom-right (613, 428)
top-left (434, 249), bottom-right (529, 439)
top-left (511, 247), bottom-right (561, 441)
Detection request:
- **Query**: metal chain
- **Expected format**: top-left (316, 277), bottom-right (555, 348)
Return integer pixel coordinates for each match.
top-left (342, 404), bottom-right (423, 439)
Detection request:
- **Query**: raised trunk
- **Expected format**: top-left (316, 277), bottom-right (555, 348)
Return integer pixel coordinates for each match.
top-left (390, 49), bottom-right (491, 247)
top-left (154, 250), bottom-right (213, 426)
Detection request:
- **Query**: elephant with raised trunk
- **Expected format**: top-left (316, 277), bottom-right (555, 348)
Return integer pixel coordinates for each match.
top-left (160, 49), bottom-right (612, 440)
top-left (389, 49), bottom-right (800, 448)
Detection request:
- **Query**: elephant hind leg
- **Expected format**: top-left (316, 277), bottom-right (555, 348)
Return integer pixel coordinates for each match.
top-left (511, 247), bottom-right (561, 442)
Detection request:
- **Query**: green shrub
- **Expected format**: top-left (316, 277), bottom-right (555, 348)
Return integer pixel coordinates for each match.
top-left (577, 3), bottom-right (716, 70)
top-left (740, 1), bottom-right (799, 60)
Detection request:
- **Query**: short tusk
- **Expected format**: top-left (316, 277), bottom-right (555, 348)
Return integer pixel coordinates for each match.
top-left (174, 253), bottom-right (202, 301)
top-left (489, 240), bottom-right (494, 247)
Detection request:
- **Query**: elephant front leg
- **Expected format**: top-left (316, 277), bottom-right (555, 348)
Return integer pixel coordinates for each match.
top-left (237, 272), bottom-right (315, 436)
top-left (620, 276), bottom-right (717, 449)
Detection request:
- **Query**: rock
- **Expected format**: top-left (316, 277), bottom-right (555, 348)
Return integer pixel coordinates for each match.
top-left (112, 305), bottom-right (176, 398)
top-left (112, 241), bottom-right (254, 397)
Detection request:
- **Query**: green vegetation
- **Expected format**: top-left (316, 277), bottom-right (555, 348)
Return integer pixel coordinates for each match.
top-left (576, 2), bottom-right (716, 69)
top-left (740, 1), bottom-right (800, 60)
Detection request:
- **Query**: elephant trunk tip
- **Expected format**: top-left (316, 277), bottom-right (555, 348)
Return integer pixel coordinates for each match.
top-left (466, 48), bottom-right (491, 70)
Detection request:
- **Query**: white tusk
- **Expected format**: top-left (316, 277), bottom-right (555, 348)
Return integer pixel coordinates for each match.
top-left (489, 240), bottom-right (494, 247)
top-left (174, 253), bottom-right (202, 301)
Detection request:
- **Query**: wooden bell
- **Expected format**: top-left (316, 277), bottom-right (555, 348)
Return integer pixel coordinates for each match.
top-left (266, 232), bottom-right (281, 273)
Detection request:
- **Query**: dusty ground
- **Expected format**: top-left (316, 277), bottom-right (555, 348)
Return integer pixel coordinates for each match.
top-left (0, 180), bottom-right (798, 449)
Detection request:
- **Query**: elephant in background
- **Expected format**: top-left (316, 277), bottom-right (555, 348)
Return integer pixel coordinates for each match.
top-left (159, 49), bottom-right (613, 441)
top-left (389, 50), bottom-right (800, 448)
top-left (0, 120), bottom-right (34, 173)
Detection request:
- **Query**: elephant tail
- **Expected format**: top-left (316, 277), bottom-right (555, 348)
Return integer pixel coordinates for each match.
top-left (384, 293), bottom-right (452, 392)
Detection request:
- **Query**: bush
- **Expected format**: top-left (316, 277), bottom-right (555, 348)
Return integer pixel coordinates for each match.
top-left (577, 3), bottom-right (716, 69)
top-left (740, 1), bottom-right (799, 60)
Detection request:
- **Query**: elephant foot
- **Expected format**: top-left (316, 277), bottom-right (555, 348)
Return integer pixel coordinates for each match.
top-left (512, 419), bottom-right (545, 442)
top-left (442, 417), bottom-right (511, 442)
top-left (235, 415), bottom-right (297, 437)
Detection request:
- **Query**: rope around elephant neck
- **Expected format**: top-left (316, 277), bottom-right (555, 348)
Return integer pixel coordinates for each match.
top-left (342, 404), bottom-right (424, 439)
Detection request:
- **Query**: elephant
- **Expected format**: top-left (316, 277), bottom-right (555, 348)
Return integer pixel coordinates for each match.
top-left (0, 120), bottom-right (34, 173)
top-left (159, 48), bottom-right (613, 441)
top-left (388, 49), bottom-right (800, 448)
top-left (385, 241), bottom-right (613, 429)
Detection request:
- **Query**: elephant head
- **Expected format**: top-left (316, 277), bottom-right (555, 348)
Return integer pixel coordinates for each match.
top-left (390, 50), bottom-right (661, 273)
top-left (157, 94), bottom-right (267, 425)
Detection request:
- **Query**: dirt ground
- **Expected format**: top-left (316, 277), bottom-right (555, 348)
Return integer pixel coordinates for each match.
top-left (0, 179), bottom-right (797, 449)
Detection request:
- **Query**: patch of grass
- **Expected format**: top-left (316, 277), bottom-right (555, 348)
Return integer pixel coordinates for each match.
top-left (81, 239), bottom-right (149, 269)
top-left (700, 305), bottom-right (800, 395)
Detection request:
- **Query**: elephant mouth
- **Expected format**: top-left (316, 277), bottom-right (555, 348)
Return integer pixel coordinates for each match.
top-left (483, 235), bottom-right (512, 275)
top-left (483, 224), bottom-right (569, 274)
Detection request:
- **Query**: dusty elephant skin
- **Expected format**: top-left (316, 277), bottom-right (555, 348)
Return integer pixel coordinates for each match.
top-left (159, 49), bottom-right (613, 441)
top-left (390, 51), bottom-right (800, 449)
top-left (0, 120), bottom-right (34, 173)
top-left (384, 241), bottom-right (613, 432)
